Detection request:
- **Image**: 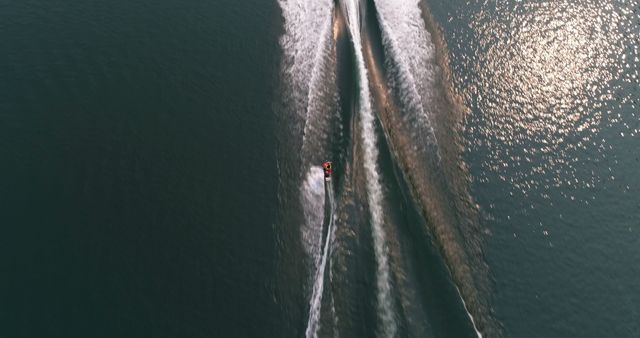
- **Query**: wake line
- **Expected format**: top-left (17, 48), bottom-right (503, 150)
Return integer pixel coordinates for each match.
top-left (363, 1), bottom-right (494, 335)
top-left (305, 180), bottom-right (336, 338)
top-left (371, 0), bottom-right (439, 158)
top-left (342, 0), bottom-right (397, 335)
top-left (301, 3), bottom-right (336, 159)
top-left (278, 0), bottom-right (335, 131)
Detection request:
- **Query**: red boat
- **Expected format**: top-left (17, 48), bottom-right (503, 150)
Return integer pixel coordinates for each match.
top-left (322, 161), bottom-right (332, 180)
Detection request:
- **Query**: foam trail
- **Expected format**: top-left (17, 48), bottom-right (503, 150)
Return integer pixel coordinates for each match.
top-left (371, 0), bottom-right (439, 117)
top-left (456, 285), bottom-right (484, 338)
top-left (300, 167), bottom-right (329, 279)
top-left (278, 0), bottom-right (335, 130)
top-left (279, 1), bottom-right (340, 334)
top-left (281, 0), bottom-right (337, 276)
top-left (300, 5), bottom-right (336, 160)
top-left (371, 0), bottom-right (439, 157)
top-left (305, 179), bottom-right (336, 338)
top-left (367, 1), bottom-right (491, 335)
top-left (342, 0), bottom-right (397, 335)
top-left (329, 233), bottom-right (339, 338)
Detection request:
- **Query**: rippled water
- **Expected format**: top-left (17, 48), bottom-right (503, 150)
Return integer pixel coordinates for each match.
top-left (2, 0), bottom-right (638, 336)
top-left (461, 0), bottom-right (638, 195)
top-left (433, 0), bottom-right (640, 336)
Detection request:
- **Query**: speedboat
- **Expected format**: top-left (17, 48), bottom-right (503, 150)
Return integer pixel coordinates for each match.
top-left (322, 161), bottom-right (332, 181)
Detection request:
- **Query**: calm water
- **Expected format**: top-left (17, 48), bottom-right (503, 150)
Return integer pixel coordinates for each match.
top-left (1, 0), bottom-right (638, 337)
top-left (1, 0), bottom-right (282, 337)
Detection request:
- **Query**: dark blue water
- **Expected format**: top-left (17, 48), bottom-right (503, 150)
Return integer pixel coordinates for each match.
top-left (1, 0), bottom-right (282, 337)
top-left (1, 0), bottom-right (638, 337)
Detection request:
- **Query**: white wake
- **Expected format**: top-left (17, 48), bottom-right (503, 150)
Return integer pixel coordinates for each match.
top-left (342, 0), bottom-right (397, 336)
top-left (305, 179), bottom-right (336, 338)
top-left (300, 167), bottom-right (327, 269)
top-left (278, 0), bottom-right (335, 117)
top-left (372, 0), bottom-right (440, 157)
top-left (372, 2), bottom-right (485, 336)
